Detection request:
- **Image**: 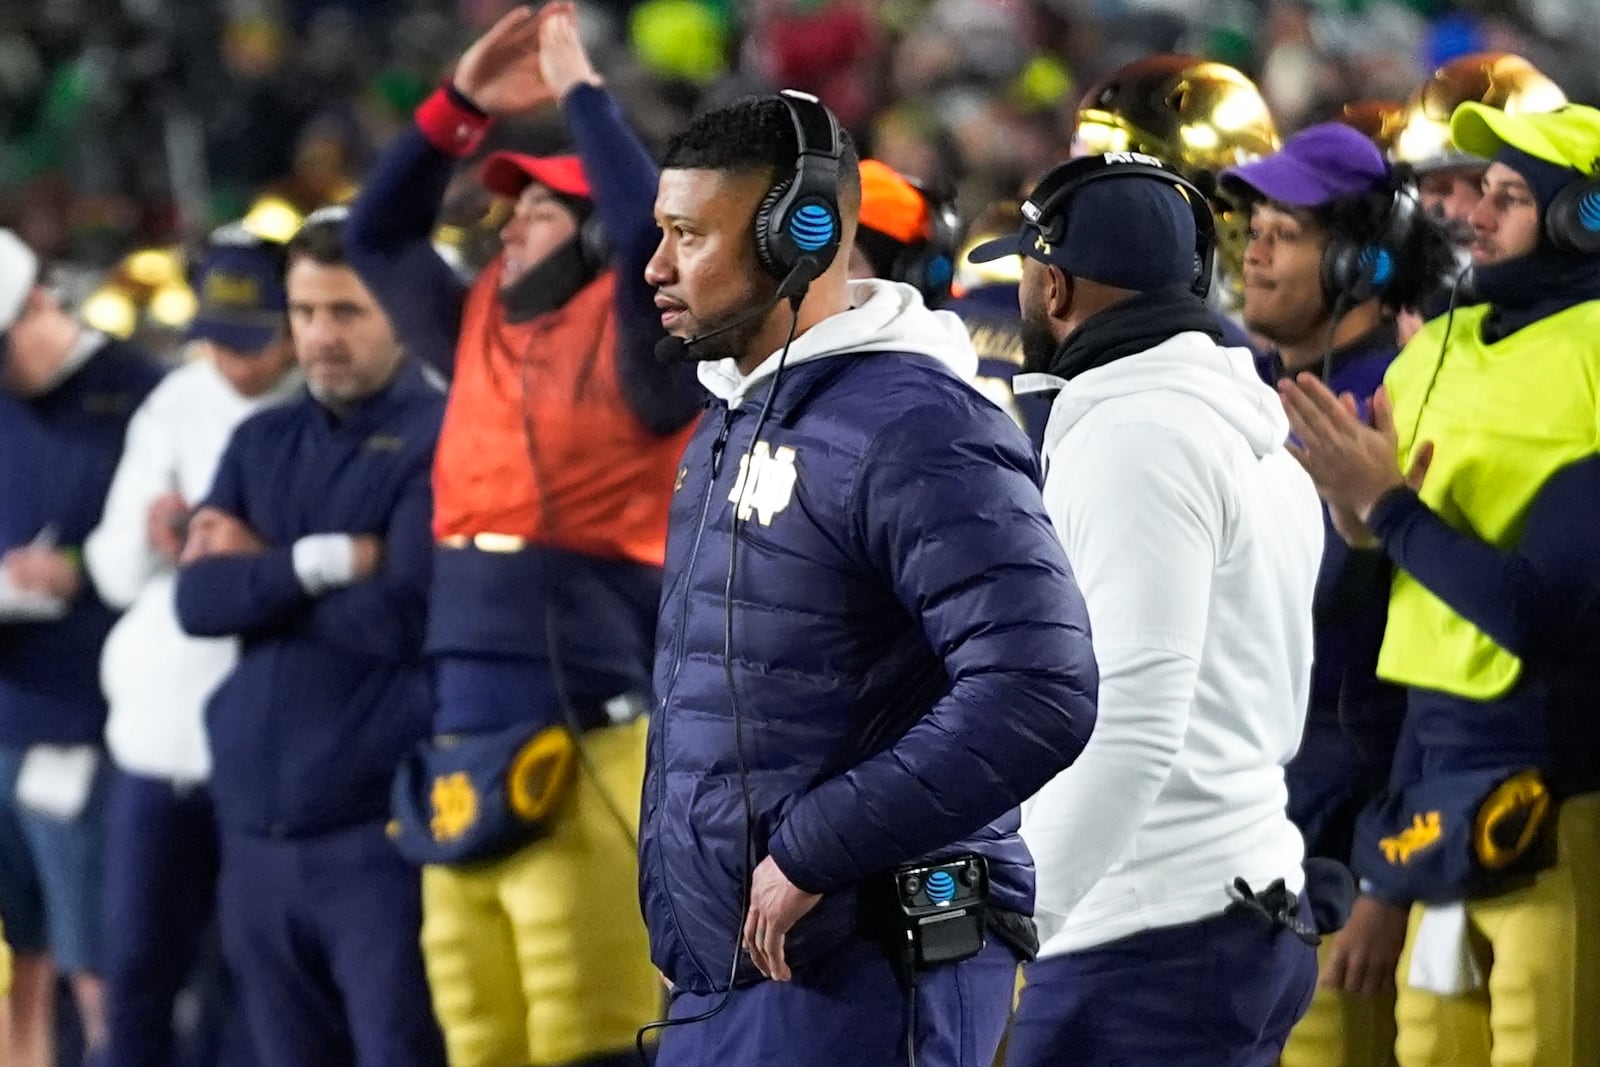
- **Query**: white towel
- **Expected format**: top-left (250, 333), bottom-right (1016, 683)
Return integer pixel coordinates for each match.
top-left (1405, 902), bottom-right (1485, 995)
top-left (15, 744), bottom-right (100, 822)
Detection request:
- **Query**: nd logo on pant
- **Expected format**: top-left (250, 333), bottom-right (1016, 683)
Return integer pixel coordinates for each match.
top-left (730, 443), bottom-right (798, 525)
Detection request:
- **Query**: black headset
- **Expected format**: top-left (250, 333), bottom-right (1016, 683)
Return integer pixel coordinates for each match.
top-left (1320, 174), bottom-right (1423, 305)
top-left (1545, 172), bottom-right (1600, 254)
top-left (1022, 152), bottom-right (1217, 300)
top-left (754, 90), bottom-right (845, 284)
top-left (891, 180), bottom-right (962, 307)
top-left (577, 212), bottom-right (610, 273)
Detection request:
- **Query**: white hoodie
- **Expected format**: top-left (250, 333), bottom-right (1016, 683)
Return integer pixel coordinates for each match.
top-left (85, 356), bottom-right (302, 784)
top-left (1019, 330), bottom-right (1322, 956)
top-left (697, 279), bottom-right (980, 406)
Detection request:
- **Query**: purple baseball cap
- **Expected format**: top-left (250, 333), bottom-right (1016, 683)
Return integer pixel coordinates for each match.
top-left (1219, 122), bottom-right (1390, 207)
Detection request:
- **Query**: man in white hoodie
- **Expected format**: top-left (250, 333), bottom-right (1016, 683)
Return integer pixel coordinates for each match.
top-left (83, 223), bottom-right (300, 1067)
top-left (967, 153), bottom-right (1326, 1067)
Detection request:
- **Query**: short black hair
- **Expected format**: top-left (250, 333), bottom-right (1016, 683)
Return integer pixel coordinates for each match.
top-left (285, 208), bottom-right (351, 274)
top-left (663, 96), bottom-right (861, 214)
top-left (1313, 169), bottom-right (1455, 312)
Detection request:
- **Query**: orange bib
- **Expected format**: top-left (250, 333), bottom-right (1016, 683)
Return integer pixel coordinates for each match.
top-left (432, 263), bottom-right (694, 566)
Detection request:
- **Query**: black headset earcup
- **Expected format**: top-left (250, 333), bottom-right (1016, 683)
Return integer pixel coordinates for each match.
top-left (753, 178), bottom-right (793, 279)
top-left (579, 214), bottom-right (610, 272)
top-left (1322, 237), bottom-right (1364, 304)
top-left (1322, 181), bottom-right (1414, 306)
top-left (893, 244), bottom-right (954, 306)
top-left (1546, 180), bottom-right (1600, 255)
top-left (1322, 239), bottom-right (1398, 306)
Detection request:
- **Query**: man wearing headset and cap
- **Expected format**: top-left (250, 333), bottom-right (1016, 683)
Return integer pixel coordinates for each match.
top-left (1389, 53), bottom-right (1568, 342)
top-left (1281, 102), bottom-right (1600, 1067)
top-left (847, 160), bottom-right (960, 305)
top-left (966, 154), bottom-right (1325, 1067)
top-left (343, 5), bottom-right (697, 1066)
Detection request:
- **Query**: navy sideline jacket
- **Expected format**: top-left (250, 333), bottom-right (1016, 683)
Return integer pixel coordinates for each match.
top-left (642, 350), bottom-right (1099, 994)
top-left (176, 362), bottom-right (444, 836)
top-left (0, 339), bottom-right (164, 747)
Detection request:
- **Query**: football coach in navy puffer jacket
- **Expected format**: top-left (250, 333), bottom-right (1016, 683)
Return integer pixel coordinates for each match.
top-left (638, 89), bottom-right (1099, 1067)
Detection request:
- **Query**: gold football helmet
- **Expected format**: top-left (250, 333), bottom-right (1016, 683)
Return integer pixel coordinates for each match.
top-left (1072, 55), bottom-right (1280, 304)
top-left (1336, 100), bottom-right (1408, 155)
top-left (1391, 53), bottom-right (1567, 171)
top-left (80, 246), bottom-right (197, 345)
top-left (241, 194), bottom-right (307, 245)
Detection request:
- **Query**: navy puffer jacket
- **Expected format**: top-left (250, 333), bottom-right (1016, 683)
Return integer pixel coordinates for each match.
top-left (641, 282), bottom-right (1099, 994)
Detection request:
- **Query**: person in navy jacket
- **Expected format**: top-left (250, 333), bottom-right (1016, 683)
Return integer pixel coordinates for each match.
top-left (0, 226), bottom-right (165, 1066)
top-left (175, 210), bottom-right (447, 1067)
top-left (639, 94), bottom-right (1098, 1066)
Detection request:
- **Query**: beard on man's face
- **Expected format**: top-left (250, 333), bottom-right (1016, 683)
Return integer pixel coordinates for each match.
top-left (683, 316), bottom-right (771, 365)
top-left (1020, 309), bottom-right (1060, 375)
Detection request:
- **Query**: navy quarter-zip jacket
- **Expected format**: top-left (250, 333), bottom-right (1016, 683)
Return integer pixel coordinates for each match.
top-left (176, 361), bottom-right (445, 836)
top-left (0, 338), bottom-right (164, 746)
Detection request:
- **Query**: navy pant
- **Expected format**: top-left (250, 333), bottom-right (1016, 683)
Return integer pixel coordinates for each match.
top-left (102, 770), bottom-right (252, 1067)
top-left (1004, 907), bottom-right (1318, 1067)
top-left (217, 821), bottom-right (446, 1067)
top-left (656, 937), bottom-right (1018, 1067)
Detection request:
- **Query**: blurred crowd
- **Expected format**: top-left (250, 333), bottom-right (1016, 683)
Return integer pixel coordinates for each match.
top-left (4, 1), bottom-right (1600, 1066)
top-left (4, 0), bottom-right (1600, 276)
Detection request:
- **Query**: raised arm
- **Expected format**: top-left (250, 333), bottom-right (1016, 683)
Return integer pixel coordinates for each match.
top-left (343, 6), bottom-right (563, 377)
top-left (539, 8), bottom-right (702, 434)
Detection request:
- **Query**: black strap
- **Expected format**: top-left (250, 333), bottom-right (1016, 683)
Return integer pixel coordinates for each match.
top-left (986, 907), bottom-right (1040, 962)
top-left (1224, 877), bottom-right (1321, 946)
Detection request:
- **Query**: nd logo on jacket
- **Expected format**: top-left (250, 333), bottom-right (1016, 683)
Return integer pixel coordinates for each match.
top-left (730, 442), bottom-right (799, 526)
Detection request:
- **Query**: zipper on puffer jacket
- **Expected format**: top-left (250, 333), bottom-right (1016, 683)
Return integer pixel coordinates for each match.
top-left (652, 403), bottom-right (736, 990)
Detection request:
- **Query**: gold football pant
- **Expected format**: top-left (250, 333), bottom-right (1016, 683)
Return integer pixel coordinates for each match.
top-left (421, 718), bottom-right (659, 1067)
top-left (1394, 792), bottom-right (1600, 1067)
top-left (1278, 938), bottom-right (1397, 1067)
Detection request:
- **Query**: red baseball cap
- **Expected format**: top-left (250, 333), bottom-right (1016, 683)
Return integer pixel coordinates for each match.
top-left (479, 152), bottom-right (592, 200)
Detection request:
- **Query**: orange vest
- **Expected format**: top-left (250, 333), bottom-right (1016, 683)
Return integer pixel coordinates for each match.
top-left (432, 261), bottom-right (695, 566)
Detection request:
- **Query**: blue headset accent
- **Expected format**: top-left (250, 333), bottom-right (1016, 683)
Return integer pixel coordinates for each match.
top-left (1542, 171), bottom-right (1600, 254)
top-left (886, 175), bottom-right (962, 307)
top-left (1579, 191), bottom-right (1600, 232)
top-left (1321, 175), bottom-right (1419, 305)
top-left (753, 90), bottom-right (845, 284)
top-left (1367, 247), bottom-right (1395, 287)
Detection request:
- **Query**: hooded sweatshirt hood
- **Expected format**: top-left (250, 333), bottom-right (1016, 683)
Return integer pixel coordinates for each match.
top-left (1021, 332), bottom-right (1290, 461)
top-left (698, 279), bottom-right (979, 409)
